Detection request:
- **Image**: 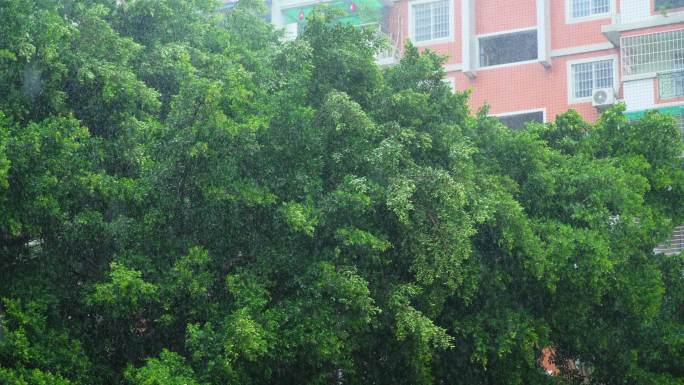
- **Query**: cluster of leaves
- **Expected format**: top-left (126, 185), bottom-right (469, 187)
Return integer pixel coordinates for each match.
top-left (1, 1), bottom-right (683, 384)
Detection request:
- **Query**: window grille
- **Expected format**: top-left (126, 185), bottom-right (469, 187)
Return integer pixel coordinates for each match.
top-left (654, 0), bottom-right (684, 10)
top-left (621, 29), bottom-right (684, 76)
top-left (658, 71), bottom-right (684, 99)
top-left (654, 225), bottom-right (684, 255)
top-left (412, 0), bottom-right (450, 43)
top-left (571, 0), bottom-right (610, 18)
top-left (571, 59), bottom-right (614, 99)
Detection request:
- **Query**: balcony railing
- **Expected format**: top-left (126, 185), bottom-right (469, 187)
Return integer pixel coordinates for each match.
top-left (654, 225), bottom-right (684, 256)
top-left (621, 29), bottom-right (684, 76)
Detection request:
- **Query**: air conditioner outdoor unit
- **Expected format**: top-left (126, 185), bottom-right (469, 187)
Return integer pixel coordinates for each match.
top-left (592, 88), bottom-right (616, 108)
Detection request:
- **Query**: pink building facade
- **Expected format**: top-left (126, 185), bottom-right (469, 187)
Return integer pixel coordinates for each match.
top-left (271, 0), bottom-right (682, 129)
top-left (381, 0), bottom-right (684, 129)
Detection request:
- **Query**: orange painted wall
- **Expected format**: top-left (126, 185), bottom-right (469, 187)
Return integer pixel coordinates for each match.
top-left (475, 0), bottom-right (537, 35)
top-left (450, 48), bottom-right (618, 121)
top-left (550, 13), bottom-right (612, 50)
top-left (390, 0), bottom-right (462, 65)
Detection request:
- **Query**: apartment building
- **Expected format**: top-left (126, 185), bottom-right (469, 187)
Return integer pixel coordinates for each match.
top-left (268, 0), bottom-right (684, 254)
top-left (270, 0), bottom-right (682, 124)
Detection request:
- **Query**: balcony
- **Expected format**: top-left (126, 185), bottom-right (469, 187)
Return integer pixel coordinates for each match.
top-left (621, 28), bottom-right (684, 76)
top-left (376, 44), bottom-right (400, 66)
top-left (602, 10), bottom-right (684, 45)
top-left (655, 225), bottom-right (684, 256)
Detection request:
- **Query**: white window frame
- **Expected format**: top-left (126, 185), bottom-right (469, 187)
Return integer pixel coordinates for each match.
top-left (493, 108), bottom-right (547, 128)
top-left (476, 27), bottom-right (540, 70)
top-left (565, 0), bottom-right (614, 24)
top-left (567, 55), bottom-right (619, 104)
top-left (408, 0), bottom-right (454, 46)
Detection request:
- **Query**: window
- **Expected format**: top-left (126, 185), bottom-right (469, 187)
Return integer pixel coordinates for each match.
top-left (570, 0), bottom-right (611, 19)
top-left (655, 0), bottom-right (684, 10)
top-left (659, 71), bottom-right (684, 99)
top-left (479, 30), bottom-right (538, 67)
top-left (497, 110), bottom-right (544, 129)
top-left (570, 59), bottom-right (614, 100)
top-left (411, 0), bottom-right (451, 43)
top-left (654, 225), bottom-right (684, 255)
top-left (621, 29), bottom-right (684, 76)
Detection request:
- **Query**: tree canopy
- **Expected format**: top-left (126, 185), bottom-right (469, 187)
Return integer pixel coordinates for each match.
top-left (1, 1), bottom-right (683, 384)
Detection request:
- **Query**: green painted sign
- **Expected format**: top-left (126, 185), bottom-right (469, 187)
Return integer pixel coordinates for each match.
top-left (624, 104), bottom-right (684, 120)
top-left (281, 0), bottom-right (385, 26)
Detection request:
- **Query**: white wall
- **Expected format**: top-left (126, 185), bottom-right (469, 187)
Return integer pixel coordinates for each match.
top-left (623, 78), bottom-right (655, 111)
top-left (620, 0), bottom-right (650, 23)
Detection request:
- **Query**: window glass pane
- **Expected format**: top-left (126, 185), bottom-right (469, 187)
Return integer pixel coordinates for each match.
top-left (413, 0), bottom-right (449, 42)
top-left (592, 0), bottom-right (610, 14)
top-left (573, 0), bottom-right (610, 18)
top-left (414, 3), bottom-right (433, 42)
top-left (572, 0), bottom-right (591, 17)
top-left (432, 0), bottom-right (450, 39)
top-left (479, 30), bottom-right (538, 67)
top-left (654, 0), bottom-right (684, 10)
top-left (659, 71), bottom-right (684, 99)
top-left (593, 60), bottom-right (614, 89)
top-left (498, 111), bottom-right (544, 130)
top-left (572, 62), bottom-right (594, 98)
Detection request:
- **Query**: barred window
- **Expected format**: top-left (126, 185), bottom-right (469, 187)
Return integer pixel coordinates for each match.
top-left (654, 225), bottom-right (684, 255)
top-left (571, 0), bottom-right (610, 19)
top-left (621, 29), bottom-right (684, 76)
top-left (571, 59), bottom-right (614, 99)
top-left (659, 71), bottom-right (684, 100)
top-left (654, 0), bottom-right (684, 10)
top-left (412, 0), bottom-right (450, 43)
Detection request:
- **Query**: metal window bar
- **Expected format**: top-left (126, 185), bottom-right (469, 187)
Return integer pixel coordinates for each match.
top-left (414, 3), bottom-right (433, 42)
top-left (413, 0), bottom-right (449, 42)
top-left (572, 0), bottom-right (591, 17)
top-left (654, 225), bottom-right (684, 255)
top-left (432, 0), bottom-right (449, 39)
top-left (621, 29), bottom-right (684, 76)
top-left (572, 0), bottom-right (610, 18)
top-left (573, 62), bottom-right (594, 98)
top-left (658, 71), bottom-right (684, 99)
top-left (594, 59), bottom-right (614, 88)
top-left (572, 59), bottom-right (613, 98)
top-left (593, 0), bottom-right (610, 13)
top-left (654, 0), bottom-right (684, 10)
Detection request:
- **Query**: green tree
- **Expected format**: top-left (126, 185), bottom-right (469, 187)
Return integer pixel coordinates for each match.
top-left (0, 1), bottom-right (682, 385)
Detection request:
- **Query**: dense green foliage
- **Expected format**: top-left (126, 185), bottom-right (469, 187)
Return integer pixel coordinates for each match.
top-left (1, 1), bottom-right (683, 384)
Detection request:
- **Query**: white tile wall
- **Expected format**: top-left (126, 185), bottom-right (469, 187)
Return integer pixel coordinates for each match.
top-left (623, 79), bottom-right (655, 111)
top-left (620, 0), bottom-right (650, 23)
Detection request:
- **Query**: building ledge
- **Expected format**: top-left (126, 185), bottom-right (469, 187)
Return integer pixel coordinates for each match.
top-left (602, 12), bottom-right (684, 45)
